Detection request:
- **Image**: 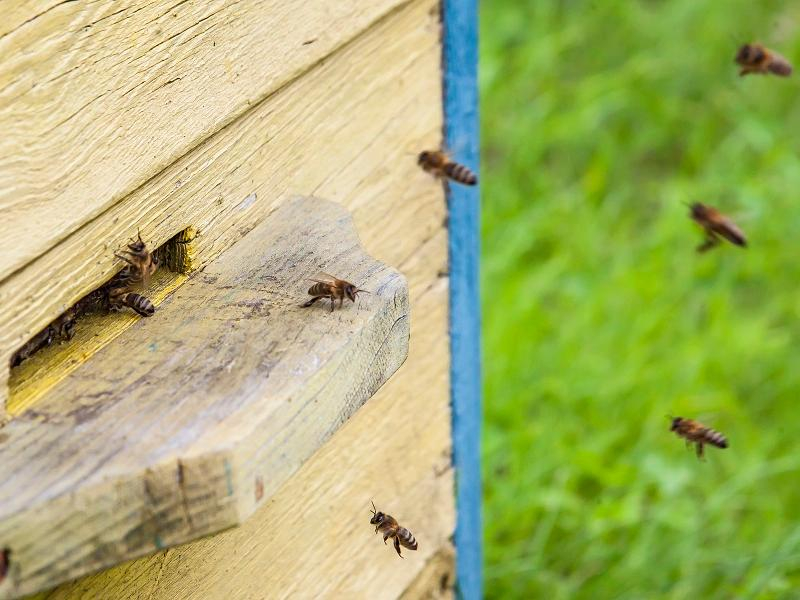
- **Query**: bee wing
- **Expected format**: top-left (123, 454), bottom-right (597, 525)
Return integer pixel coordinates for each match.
top-left (313, 272), bottom-right (351, 286)
top-left (716, 217), bottom-right (747, 246)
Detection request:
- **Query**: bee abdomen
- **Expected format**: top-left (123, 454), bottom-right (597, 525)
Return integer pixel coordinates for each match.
top-left (769, 60), bottom-right (793, 76)
top-left (121, 293), bottom-right (156, 317)
top-left (397, 527), bottom-right (418, 550)
top-left (704, 429), bottom-right (728, 449)
top-left (443, 162), bottom-right (478, 186)
top-left (717, 224), bottom-right (746, 247)
top-left (308, 282), bottom-right (330, 297)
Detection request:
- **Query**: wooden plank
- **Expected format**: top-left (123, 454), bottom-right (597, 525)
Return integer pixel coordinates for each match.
top-left (32, 228), bottom-right (452, 600)
top-left (443, 0), bottom-right (482, 597)
top-left (399, 545), bottom-right (456, 600)
top-left (0, 0), bottom-right (411, 281)
top-left (0, 197), bottom-right (410, 599)
top-left (0, 0), bottom-right (444, 416)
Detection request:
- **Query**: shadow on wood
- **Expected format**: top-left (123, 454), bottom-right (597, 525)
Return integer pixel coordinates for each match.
top-left (0, 197), bottom-right (410, 599)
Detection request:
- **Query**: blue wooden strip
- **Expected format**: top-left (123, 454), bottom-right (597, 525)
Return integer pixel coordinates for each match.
top-left (443, 0), bottom-right (482, 597)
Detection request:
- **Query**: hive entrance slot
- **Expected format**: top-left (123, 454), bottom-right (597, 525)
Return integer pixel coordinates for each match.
top-left (6, 227), bottom-right (198, 416)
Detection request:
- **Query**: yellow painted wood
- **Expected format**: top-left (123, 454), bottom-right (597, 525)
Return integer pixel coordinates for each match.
top-left (33, 228), bottom-right (452, 600)
top-left (0, 197), bottom-right (410, 599)
top-left (3, 0), bottom-right (453, 596)
top-left (0, 0), bottom-right (411, 281)
top-left (8, 269), bottom-right (188, 416)
top-left (0, 0), bottom-right (443, 417)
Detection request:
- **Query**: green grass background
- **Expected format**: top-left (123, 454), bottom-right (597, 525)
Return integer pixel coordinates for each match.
top-left (480, 2), bottom-right (800, 598)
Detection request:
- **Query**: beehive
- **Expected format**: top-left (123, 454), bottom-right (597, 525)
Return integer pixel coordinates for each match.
top-left (0, 0), bottom-right (479, 597)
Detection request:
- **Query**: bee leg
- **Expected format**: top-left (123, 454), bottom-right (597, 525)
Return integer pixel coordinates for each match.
top-left (329, 296), bottom-right (335, 312)
top-left (394, 537), bottom-right (403, 558)
top-left (697, 235), bottom-right (719, 253)
top-left (374, 526), bottom-right (380, 535)
top-left (696, 443), bottom-right (704, 460)
top-left (302, 296), bottom-right (322, 308)
top-left (383, 531), bottom-right (391, 544)
top-left (339, 297), bottom-right (344, 309)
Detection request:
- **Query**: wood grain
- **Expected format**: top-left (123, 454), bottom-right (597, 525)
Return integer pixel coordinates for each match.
top-left (0, 0), bottom-right (444, 416)
top-left (2, 0), bottom-right (453, 596)
top-left (33, 227), bottom-right (452, 600)
top-left (0, 0), bottom-right (413, 281)
top-left (400, 545), bottom-right (456, 600)
top-left (0, 197), bottom-right (410, 599)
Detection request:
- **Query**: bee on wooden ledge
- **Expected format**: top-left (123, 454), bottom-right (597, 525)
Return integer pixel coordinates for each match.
top-left (302, 273), bottom-right (369, 312)
top-left (106, 230), bottom-right (159, 317)
top-left (369, 501), bottom-right (418, 558)
top-left (9, 231), bottom-right (160, 367)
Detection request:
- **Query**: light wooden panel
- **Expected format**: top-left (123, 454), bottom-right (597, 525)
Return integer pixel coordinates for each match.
top-left (33, 226), bottom-right (452, 600)
top-left (0, 0), bottom-right (444, 416)
top-left (4, 0), bottom-right (453, 596)
top-left (0, 0), bottom-right (411, 281)
top-left (0, 198), bottom-right (411, 598)
top-left (400, 546), bottom-right (456, 600)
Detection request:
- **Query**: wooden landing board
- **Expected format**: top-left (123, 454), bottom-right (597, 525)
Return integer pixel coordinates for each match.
top-left (34, 227), bottom-right (452, 600)
top-left (0, 0), bottom-right (443, 416)
top-left (0, 0), bottom-right (409, 280)
top-left (0, 197), bottom-right (410, 599)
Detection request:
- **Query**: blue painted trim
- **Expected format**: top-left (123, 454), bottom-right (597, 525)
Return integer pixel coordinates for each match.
top-left (443, 0), bottom-right (482, 598)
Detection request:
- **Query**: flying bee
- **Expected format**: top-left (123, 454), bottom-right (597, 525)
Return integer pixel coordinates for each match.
top-left (736, 43), bottom-right (792, 77)
top-left (670, 417), bottom-right (728, 459)
top-left (369, 501), bottom-right (418, 558)
top-left (418, 150), bottom-right (477, 186)
top-left (302, 273), bottom-right (369, 312)
top-left (688, 202), bottom-right (746, 252)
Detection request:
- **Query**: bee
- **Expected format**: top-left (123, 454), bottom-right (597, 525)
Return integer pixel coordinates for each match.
top-left (418, 150), bottom-right (477, 186)
top-left (670, 417), bottom-right (728, 459)
top-left (109, 291), bottom-right (156, 317)
top-left (10, 326), bottom-right (54, 367)
top-left (689, 202), bottom-right (746, 252)
top-left (0, 548), bottom-right (9, 583)
top-left (114, 230), bottom-right (159, 287)
top-left (106, 231), bottom-right (159, 317)
top-left (369, 501), bottom-right (418, 558)
top-left (302, 273), bottom-right (369, 312)
top-left (736, 43), bottom-right (792, 77)
top-left (9, 307), bottom-right (79, 367)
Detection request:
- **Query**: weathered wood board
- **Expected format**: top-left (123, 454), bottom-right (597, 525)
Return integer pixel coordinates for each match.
top-left (0, 0), bottom-right (411, 280)
top-left (0, 0), bottom-right (444, 417)
top-left (2, 0), bottom-right (454, 596)
top-left (0, 197), bottom-right (410, 599)
top-left (32, 228), bottom-right (452, 600)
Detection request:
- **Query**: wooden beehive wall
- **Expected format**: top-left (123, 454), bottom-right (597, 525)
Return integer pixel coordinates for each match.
top-left (0, 0), bottom-right (455, 597)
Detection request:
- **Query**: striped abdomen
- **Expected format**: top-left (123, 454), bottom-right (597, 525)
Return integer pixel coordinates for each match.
top-left (308, 282), bottom-right (333, 297)
top-left (396, 527), bottom-right (418, 551)
top-left (443, 162), bottom-right (478, 186)
top-left (711, 219), bottom-right (746, 247)
top-left (768, 57), bottom-right (793, 76)
top-left (700, 427), bottom-right (728, 449)
top-left (113, 292), bottom-right (155, 317)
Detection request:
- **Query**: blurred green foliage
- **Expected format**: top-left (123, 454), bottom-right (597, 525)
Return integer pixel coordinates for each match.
top-left (480, 2), bottom-right (800, 598)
